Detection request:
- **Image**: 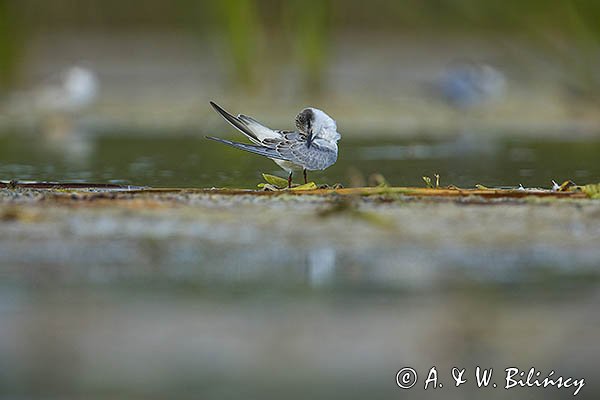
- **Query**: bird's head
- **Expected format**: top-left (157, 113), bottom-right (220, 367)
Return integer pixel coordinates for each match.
top-left (295, 107), bottom-right (340, 143)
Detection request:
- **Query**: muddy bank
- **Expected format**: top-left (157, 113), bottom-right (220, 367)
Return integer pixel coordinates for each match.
top-left (1, 186), bottom-right (599, 399)
top-left (1, 186), bottom-right (599, 288)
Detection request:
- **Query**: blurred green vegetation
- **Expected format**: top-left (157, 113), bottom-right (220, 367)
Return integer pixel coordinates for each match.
top-left (558, 2), bottom-right (600, 100)
top-left (0, 0), bottom-right (599, 95)
top-left (0, 0), bottom-right (23, 90)
top-left (284, 0), bottom-right (331, 94)
top-left (11, 0), bottom-right (600, 32)
top-left (215, 0), bottom-right (262, 89)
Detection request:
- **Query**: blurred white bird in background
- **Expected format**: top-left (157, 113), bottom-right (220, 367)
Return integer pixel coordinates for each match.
top-left (31, 65), bottom-right (100, 162)
top-left (35, 65), bottom-right (99, 113)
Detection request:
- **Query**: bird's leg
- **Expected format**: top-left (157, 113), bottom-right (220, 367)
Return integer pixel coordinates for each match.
top-left (303, 169), bottom-right (308, 184)
top-left (287, 172), bottom-right (293, 188)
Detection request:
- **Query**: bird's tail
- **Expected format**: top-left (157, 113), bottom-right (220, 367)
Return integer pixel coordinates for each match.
top-left (205, 136), bottom-right (285, 161)
top-left (209, 101), bottom-right (261, 143)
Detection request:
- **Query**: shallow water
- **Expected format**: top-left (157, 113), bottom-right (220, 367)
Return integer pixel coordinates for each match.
top-left (1, 132), bottom-right (599, 188)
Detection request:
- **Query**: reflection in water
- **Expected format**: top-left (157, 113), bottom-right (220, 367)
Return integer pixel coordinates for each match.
top-left (359, 134), bottom-right (497, 160)
top-left (34, 66), bottom-right (98, 134)
top-left (37, 127), bottom-right (95, 168)
top-left (0, 278), bottom-right (597, 399)
top-left (0, 135), bottom-right (599, 188)
top-left (30, 65), bottom-right (100, 168)
top-left (307, 247), bottom-right (336, 287)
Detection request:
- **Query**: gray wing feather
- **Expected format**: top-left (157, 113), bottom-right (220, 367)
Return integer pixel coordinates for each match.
top-left (206, 136), bottom-right (288, 161)
top-left (210, 101), bottom-right (283, 143)
top-left (274, 141), bottom-right (337, 170)
top-left (237, 115), bottom-right (283, 141)
top-left (210, 101), bottom-right (261, 143)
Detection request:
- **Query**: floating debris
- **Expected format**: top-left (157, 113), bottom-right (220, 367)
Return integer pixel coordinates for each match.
top-left (260, 173), bottom-right (289, 188)
top-left (258, 173), bottom-right (319, 191)
top-left (422, 176), bottom-right (434, 189)
top-left (0, 180), bottom-right (146, 191)
top-left (552, 180), bottom-right (577, 192)
top-left (368, 173), bottom-right (389, 188)
top-left (582, 183), bottom-right (600, 199)
top-left (290, 182), bottom-right (318, 191)
top-left (422, 174), bottom-right (441, 189)
top-left (2, 177), bottom-right (598, 203)
top-left (552, 180), bottom-right (561, 191)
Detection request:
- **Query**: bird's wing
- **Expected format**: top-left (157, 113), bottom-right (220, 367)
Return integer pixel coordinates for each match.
top-left (207, 135), bottom-right (337, 170)
top-left (237, 114), bottom-right (283, 141)
top-left (272, 140), bottom-right (337, 170)
top-left (279, 130), bottom-right (302, 141)
top-left (210, 101), bottom-right (282, 144)
top-left (205, 136), bottom-right (288, 161)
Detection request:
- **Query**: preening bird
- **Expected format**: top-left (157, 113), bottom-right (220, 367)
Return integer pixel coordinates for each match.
top-left (207, 101), bottom-right (341, 188)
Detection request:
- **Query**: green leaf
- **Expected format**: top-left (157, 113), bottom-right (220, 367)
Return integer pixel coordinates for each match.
top-left (262, 173), bottom-right (288, 188)
top-left (290, 182), bottom-right (317, 191)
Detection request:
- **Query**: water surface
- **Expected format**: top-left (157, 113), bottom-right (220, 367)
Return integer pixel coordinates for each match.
top-left (1, 132), bottom-right (598, 188)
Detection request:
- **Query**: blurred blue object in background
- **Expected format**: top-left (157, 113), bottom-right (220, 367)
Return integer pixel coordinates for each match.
top-left (437, 63), bottom-right (506, 109)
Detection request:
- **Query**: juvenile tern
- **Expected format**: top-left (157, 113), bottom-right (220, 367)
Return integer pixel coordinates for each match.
top-left (207, 101), bottom-right (340, 188)
top-left (36, 66), bottom-right (99, 113)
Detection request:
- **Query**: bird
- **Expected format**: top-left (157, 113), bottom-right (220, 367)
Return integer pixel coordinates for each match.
top-left (207, 101), bottom-right (341, 188)
top-left (30, 65), bottom-right (99, 157)
top-left (35, 65), bottom-right (99, 113)
top-left (437, 63), bottom-right (506, 109)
